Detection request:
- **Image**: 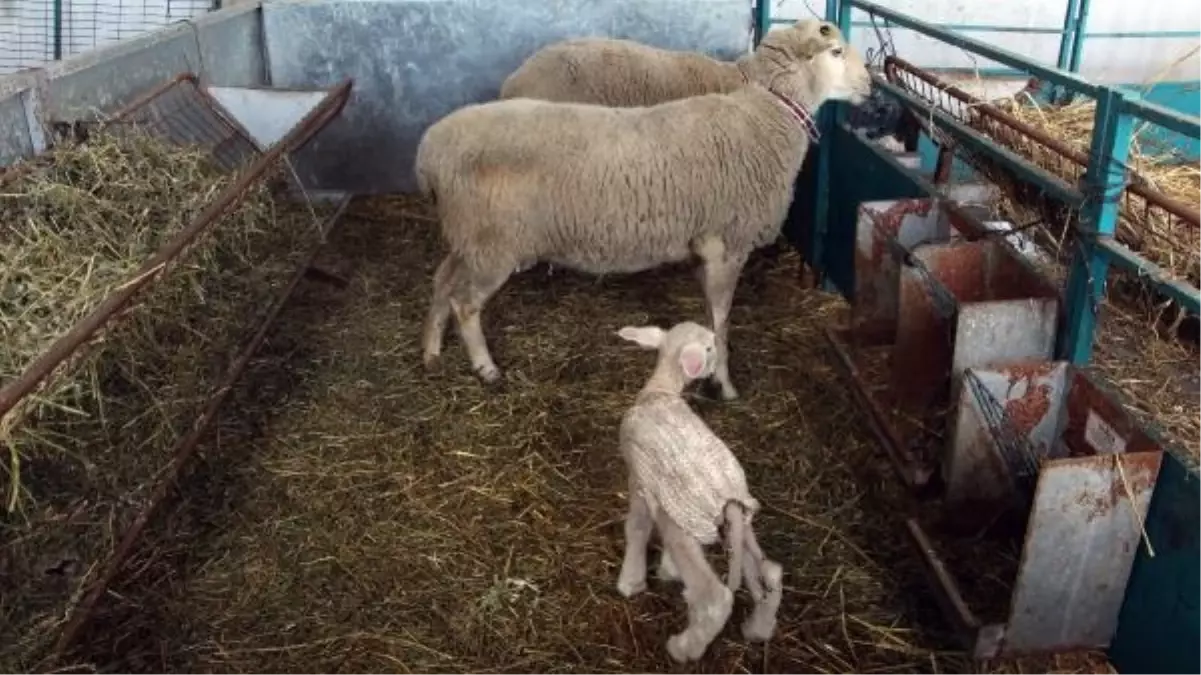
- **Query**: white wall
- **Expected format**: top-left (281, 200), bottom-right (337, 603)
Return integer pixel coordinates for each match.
top-left (771, 0), bottom-right (1201, 84)
top-left (0, 0), bottom-right (212, 75)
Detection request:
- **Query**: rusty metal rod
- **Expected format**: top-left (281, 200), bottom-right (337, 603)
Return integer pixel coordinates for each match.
top-left (51, 194), bottom-right (351, 658)
top-left (884, 55), bottom-right (1199, 229)
top-left (904, 517), bottom-right (983, 644)
top-left (824, 327), bottom-right (932, 489)
top-left (0, 78), bottom-right (352, 421)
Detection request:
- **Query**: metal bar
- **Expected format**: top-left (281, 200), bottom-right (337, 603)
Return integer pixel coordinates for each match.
top-left (804, 0), bottom-right (840, 283)
top-left (872, 76), bottom-right (1086, 206)
top-left (0, 78), bottom-right (353, 421)
top-left (1056, 0), bottom-right (1081, 70)
top-left (847, 0), bottom-right (1104, 97)
top-left (769, 18), bottom-right (1069, 34)
top-left (1067, 0), bottom-right (1092, 73)
top-left (52, 195), bottom-right (352, 658)
top-left (904, 517), bottom-right (983, 643)
top-left (1121, 97), bottom-right (1201, 139)
top-left (824, 328), bottom-right (933, 489)
top-left (753, 0), bottom-right (771, 46)
top-left (1060, 88), bottom-right (1133, 364)
top-left (52, 0), bottom-right (63, 60)
top-left (1100, 238), bottom-right (1201, 314)
top-left (1084, 30), bottom-right (1201, 39)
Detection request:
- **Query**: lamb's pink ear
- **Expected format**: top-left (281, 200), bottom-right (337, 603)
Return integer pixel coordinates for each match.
top-left (678, 343), bottom-right (708, 379)
top-left (617, 326), bottom-right (665, 350)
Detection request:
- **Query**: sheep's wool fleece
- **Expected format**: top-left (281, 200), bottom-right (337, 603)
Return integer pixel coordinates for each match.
top-left (621, 394), bottom-right (758, 545)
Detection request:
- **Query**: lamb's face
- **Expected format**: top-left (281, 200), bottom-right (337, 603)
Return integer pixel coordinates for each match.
top-left (664, 322), bottom-right (718, 382)
top-left (811, 37), bottom-right (872, 105)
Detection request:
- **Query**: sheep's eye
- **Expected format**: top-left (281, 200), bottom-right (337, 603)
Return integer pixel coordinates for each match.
top-left (832, 47), bottom-right (844, 57)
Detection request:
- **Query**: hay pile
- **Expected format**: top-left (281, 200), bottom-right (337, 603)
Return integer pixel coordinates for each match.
top-left (56, 195), bottom-right (1112, 674)
top-left (985, 94), bottom-right (1201, 290)
top-left (0, 129), bottom-right (331, 669)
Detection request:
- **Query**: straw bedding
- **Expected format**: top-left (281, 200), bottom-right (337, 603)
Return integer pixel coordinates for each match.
top-left (0, 130), bottom-right (332, 669)
top-left (40, 195), bottom-right (1114, 674)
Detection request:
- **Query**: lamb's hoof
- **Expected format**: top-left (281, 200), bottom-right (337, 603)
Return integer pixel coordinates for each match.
top-left (718, 385), bottom-right (739, 402)
top-left (742, 613), bottom-right (777, 642)
top-left (666, 633), bottom-right (704, 663)
top-left (422, 350), bottom-right (440, 370)
top-left (616, 575), bottom-right (646, 598)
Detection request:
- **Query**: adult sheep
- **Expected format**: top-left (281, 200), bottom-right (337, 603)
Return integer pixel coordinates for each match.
top-left (416, 22), bottom-right (870, 400)
top-left (499, 20), bottom-right (822, 107)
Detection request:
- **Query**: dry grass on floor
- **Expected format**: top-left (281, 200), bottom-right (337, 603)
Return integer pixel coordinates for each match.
top-left (59, 195), bottom-right (1113, 674)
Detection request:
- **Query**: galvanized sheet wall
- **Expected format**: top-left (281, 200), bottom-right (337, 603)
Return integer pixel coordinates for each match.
top-left (262, 0), bottom-right (755, 194)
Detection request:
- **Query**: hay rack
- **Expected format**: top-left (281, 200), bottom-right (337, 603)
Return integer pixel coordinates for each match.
top-left (882, 55), bottom-right (1200, 325)
top-left (0, 71), bottom-right (353, 657)
top-left (826, 197), bottom-right (1061, 489)
top-left (909, 359), bottom-right (1164, 660)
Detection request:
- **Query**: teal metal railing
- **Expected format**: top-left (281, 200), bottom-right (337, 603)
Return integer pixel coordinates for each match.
top-left (770, 0), bottom-right (1200, 367)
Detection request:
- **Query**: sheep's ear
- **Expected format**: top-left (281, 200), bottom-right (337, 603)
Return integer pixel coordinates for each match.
top-left (617, 326), bottom-right (665, 350)
top-left (678, 343), bottom-right (709, 379)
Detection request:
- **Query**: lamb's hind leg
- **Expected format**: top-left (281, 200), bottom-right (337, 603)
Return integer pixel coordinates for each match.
top-left (740, 523), bottom-right (783, 643)
top-left (423, 254), bottom-right (461, 368)
top-left (617, 479), bottom-right (653, 597)
top-left (449, 264), bottom-right (511, 383)
top-left (658, 514), bottom-right (734, 663)
top-left (695, 236), bottom-right (748, 401)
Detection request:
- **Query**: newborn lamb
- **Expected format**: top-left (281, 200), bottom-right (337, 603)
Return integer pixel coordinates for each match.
top-left (615, 321), bottom-right (783, 663)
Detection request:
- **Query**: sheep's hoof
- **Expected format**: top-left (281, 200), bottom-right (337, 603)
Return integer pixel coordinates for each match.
top-left (422, 350), bottom-right (441, 370)
top-left (716, 382), bottom-right (739, 402)
top-left (474, 364), bottom-right (503, 384)
top-left (616, 575), bottom-right (646, 598)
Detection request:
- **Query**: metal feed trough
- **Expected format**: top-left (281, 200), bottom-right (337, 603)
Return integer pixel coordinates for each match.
top-left (908, 359), bottom-right (1164, 660)
top-left (827, 196), bottom-right (1061, 489)
top-left (0, 70), bottom-right (353, 655)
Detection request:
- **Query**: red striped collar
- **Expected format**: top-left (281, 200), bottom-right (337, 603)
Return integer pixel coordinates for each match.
top-left (768, 89), bottom-right (820, 143)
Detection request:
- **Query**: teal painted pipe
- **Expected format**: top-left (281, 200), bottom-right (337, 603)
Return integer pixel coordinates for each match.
top-left (847, 0), bottom-right (1104, 97)
top-left (1123, 96), bottom-right (1201, 139)
top-left (1100, 239), bottom-right (1201, 313)
top-left (807, 0), bottom-right (842, 283)
top-left (1060, 88), bottom-right (1134, 364)
top-left (1056, 0), bottom-right (1081, 70)
top-left (1085, 30), bottom-right (1201, 38)
top-left (1067, 0), bottom-right (1091, 72)
top-left (769, 17), bottom-right (1067, 34)
top-left (753, 0), bottom-right (771, 46)
top-left (52, 0), bottom-right (63, 60)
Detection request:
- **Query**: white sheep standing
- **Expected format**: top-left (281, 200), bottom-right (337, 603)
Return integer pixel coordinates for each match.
top-left (417, 21), bottom-right (871, 400)
top-left (614, 320), bottom-right (783, 663)
top-left (499, 19), bottom-right (825, 107)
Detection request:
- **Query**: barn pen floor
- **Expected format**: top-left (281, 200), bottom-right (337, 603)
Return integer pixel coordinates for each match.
top-left (66, 195), bottom-right (1117, 674)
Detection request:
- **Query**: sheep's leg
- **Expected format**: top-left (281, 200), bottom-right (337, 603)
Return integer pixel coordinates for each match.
top-left (658, 513), bottom-right (734, 663)
top-left (697, 243), bottom-right (748, 401)
top-left (449, 267), bottom-right (510, 383)
top-left (617, 485), bottom-right (653, 598)
top-left (422, 254), bottom-right (461, 367)
top-left (740, 524), bottom-right (783, 643)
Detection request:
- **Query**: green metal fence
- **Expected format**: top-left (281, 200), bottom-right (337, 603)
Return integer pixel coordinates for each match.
top-left (0, 0), bottom-right (216, 75)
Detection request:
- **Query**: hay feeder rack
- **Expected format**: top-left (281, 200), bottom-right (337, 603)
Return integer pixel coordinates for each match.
top-left (907, 359), bottom-right (1164, 660)
top-left (0, 71), bottom-right (353, 657)
top-left (826, 196), bottom-right (1062, 490)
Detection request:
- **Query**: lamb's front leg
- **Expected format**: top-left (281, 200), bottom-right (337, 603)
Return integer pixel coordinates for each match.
top-left (740, 523), bottom-right (784, 642)
top-left (657, 514), bottom-right (733, 663)
top-left (695, 239), bottom-right (748, 401)
top-left (617, 488), bottom-right (654, 598)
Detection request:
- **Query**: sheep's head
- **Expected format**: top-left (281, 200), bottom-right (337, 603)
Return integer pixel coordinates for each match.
top-left (755, 20), bottom-right (872, 107)
top-left (617, 321), bottom-right (717, 382)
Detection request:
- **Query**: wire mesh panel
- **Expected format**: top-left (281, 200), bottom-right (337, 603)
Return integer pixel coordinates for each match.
top-left (0, 0), bottom-right (213, 75)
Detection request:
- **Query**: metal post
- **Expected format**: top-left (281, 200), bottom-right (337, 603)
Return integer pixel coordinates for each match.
top-left (52, 0), bottom-right (64, 61)
top-left (753, 0), bottom-right (771, 46)
top-left (1067, 0), bottom-right (1092, 73)
top-left (1055, 0), bottom-right (1081, 71)
top-left (1060, 87), bottom-right (1134, 364)
top-left (808, 0), bottom-right (843, 287)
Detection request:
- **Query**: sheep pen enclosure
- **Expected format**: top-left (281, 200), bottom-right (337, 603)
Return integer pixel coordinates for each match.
top-left (13, 194), bottom-right (1112, 674)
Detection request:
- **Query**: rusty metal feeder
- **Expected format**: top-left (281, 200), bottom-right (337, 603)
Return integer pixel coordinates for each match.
top-left (909, 359), bottom-right (1165, 660)
top-left (828, 197), bottom-right (1061, 489)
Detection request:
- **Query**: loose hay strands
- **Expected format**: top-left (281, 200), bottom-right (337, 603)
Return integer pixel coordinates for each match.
top-left (58, 195), bottom-right (1113, 674)
top-left (987, 89), bottom-right (1201, 291)
top-left (0, 128), bottom-right (331, 670)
